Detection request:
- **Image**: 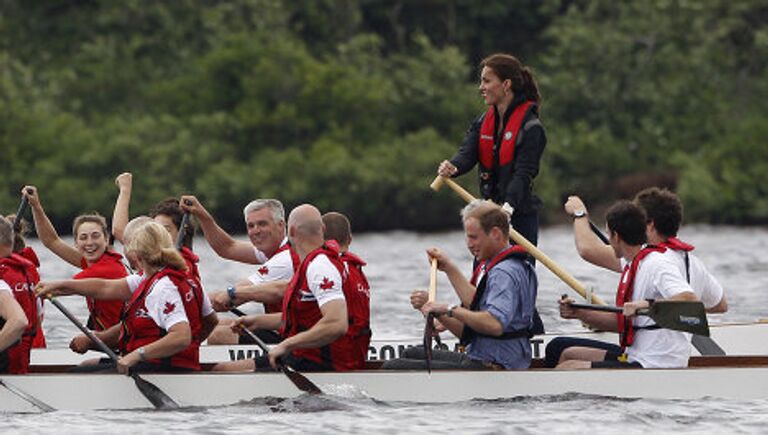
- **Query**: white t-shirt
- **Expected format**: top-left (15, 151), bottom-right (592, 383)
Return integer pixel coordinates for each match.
top-left (126, 273), bottom-right (214, 329)
top-left (236, 245), bottom-right (296, 315)
top-left (624, 251), bottom-right (695, 368)
top-left (662, 250), bottom-right (723, 309)
top-left (0, 279), bottom-right (42, 318)
top-left (302, 254), bottom-right (345, 307)
top-left (252, 237), bottom-right (289, 264)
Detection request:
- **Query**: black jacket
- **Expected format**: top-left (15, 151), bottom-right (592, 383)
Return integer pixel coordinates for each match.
top-left (450, 97), bottom-right (546, 215)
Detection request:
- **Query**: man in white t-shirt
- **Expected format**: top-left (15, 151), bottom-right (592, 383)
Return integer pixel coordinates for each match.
top-left (557, 201), bottom-right (698, 369)
top-left (563, 190), bottom-right (725, 311)
top-left (214, 204), bottom-right (357, 372)
top-left (181, 196), bottom-right (296, 344)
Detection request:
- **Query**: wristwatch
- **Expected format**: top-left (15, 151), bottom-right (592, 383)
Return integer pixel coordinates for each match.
top-left (138, 347), bottom-right (146, 361)
top-left (227, 286), bottom-right (237, 302)
top-left (573, 209), bottom-right (587, 219)
top-left (447, 304), bottom-right (459, 318)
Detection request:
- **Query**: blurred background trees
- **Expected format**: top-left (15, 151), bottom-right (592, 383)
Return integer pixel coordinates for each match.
top-left (1, 0), bottom-right (766, 232)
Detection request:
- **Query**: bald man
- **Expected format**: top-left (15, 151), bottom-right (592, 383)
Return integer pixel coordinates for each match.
top-left (214, 204), bottom-right (362, 372)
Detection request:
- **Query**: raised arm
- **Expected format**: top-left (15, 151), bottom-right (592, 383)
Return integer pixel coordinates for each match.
top-left (111, 172), bottom-right (133, 244)
top-left (23, 186), bottom-right (83, 267)
top-left (564, 196), bottom-right (622, 272)
top-left (179, 195), bottom-right (261, 264)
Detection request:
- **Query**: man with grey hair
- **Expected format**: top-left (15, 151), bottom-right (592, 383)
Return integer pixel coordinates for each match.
top-left (0, 216), bottom-right (35, 373)
top-left (383, 200), bottom-right (538, 370)
top-left (180, 195), bottom-right (298, 345)
top-left (215, 204), bottom-right (362, 372)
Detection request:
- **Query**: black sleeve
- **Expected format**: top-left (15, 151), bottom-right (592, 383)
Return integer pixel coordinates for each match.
top-left (449, 114), bottom-right (485, 177)
top-left (505, 123), bottom-right (546, 209)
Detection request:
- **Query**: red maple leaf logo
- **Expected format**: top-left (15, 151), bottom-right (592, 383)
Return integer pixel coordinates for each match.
top-left (319, 277), bottom-right (334, 290)
top-left (163, 301), bottom-right (176, 315)
top-left (258, 266), bottom-right (269, 275)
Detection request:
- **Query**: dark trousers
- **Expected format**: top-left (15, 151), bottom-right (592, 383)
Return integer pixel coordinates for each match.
top-left (253, 353), bottom-right (332, 372)
top-left (68, 358), bottom-right (194, 373)
top-left (511, 211), bottom-right (539, 247)
top-left (380, 346), bottom-right (489, 370)
top-left (239, 329), bottom-right (282, 345)
top-left (543, 337), bottom-right (622, 368)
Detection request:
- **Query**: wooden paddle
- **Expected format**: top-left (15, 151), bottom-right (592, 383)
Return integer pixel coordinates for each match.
top-left (49, 297), bottom-right (180, 409)
top-left (429, 175), bottom-right (606, 305)
top-left (0, 379), bottom-right (55, 412)
top-left (231, 313), bottom-right (322, 395)
top-left (423, 258), bottom-right (439, 373)
top-left (568, 300), bottom-right (710, 336)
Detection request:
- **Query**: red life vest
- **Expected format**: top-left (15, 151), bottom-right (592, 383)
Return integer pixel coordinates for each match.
top-left (19, 247), bottom-right (46, 349)
top-left (180, 246), bottom-right (202, 284)
top-left (658, 237), bottom-right (694, 252)
top-left (339, 249), bottom-right (371, 365)
top-left (478, 101), bottom-right (534, 170)
top-left (658, 237), bottom-right (694, 282)
top-left (462, 245), bottom-right (529, 346)
top-left (615, 246), bottom-right (667, 348)
top-left (262, 242), bottom-right (300, 314)
top-left (0, 253), bottom-right (40, 374)
top-left (119, 268), bottom-right (204, 371)
top-left (279, 243), bottom-right (361, 371)
top-left (75, 250), bottom-right (129, 331)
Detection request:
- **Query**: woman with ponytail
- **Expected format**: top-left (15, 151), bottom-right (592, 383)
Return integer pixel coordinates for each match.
top-left (37, 221), bottom-right (214, 373)
top-left (437, 53), bottom-right (546, 245)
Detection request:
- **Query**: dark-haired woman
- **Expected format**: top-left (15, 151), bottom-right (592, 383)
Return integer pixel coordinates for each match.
top-left (23, 186), bottom-right (128, 332)
top-left (437, 53), bottom-right (546, 246)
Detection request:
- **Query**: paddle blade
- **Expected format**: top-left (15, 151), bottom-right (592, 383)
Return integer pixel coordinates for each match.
top-left (131, 373), bottom-right (180, 409)
top-left (423, 314), bottom-right (436, 374)
top-left (281, 365), bottom-right (322, 395)
top-left (648, 301), bottom-right (710, 336)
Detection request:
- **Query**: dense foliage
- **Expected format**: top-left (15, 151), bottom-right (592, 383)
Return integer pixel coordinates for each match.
top-left (1, 0), bottom-right (766, 233)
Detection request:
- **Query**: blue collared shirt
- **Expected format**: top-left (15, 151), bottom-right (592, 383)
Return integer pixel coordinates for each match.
top-left (466, 256), bottom-right (538, 369)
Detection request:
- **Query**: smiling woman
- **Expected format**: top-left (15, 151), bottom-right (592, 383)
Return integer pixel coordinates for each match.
top-left (22, 186), bottom-right (129, 333)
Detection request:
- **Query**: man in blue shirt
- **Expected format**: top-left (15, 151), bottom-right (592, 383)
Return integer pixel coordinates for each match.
top-left (383, 200), bottom-right (538, 370)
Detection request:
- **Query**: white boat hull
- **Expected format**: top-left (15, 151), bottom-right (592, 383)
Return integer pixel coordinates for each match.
top-left (30, 321), bottom-right (768, 366)
top-left (3, 363), bottom-right (768, 413)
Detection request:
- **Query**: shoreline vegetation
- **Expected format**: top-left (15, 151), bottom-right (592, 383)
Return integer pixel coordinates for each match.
top-left (2, 1), bottom-right (767, 233)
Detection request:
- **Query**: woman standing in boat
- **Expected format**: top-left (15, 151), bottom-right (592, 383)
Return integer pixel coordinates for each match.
top-left (23, 186), bottom-right (128, 332)
top-left (437, 53), bottom-right (546, 246)
top-left (36, 220), bottom-right (209, 373)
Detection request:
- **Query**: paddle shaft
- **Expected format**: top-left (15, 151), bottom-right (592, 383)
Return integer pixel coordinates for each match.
top-left (0, 379), bottom-right (55, 412)
top-left (49, 297), bottom-right (180, 408)
top-left (230, 310), bottom-right (322, 394)
top-left (175, 209), bottom-right (191, 251)
top-left (12, 190), bottom-right (32, 233)
top-left (430, 175), bottom-right (606, 305)
top-left (589, 221), bottom-right (610, 245)
top-left (49, 298), bottom-right (120, 360)
top-left (428, 258), bottom-right (438, 302)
